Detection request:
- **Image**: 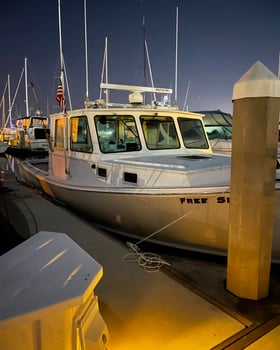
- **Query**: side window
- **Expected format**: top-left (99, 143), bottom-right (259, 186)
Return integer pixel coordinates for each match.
top-left (54, 118), bottom-right (65, 149)
top-left (178, 118), bottom-right (209, 149)
top-left (70, 116), bottom-right (93, 152)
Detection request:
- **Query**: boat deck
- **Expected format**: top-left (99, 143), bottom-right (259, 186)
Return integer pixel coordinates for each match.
top-left (1, 159), bottom-right (280, 349)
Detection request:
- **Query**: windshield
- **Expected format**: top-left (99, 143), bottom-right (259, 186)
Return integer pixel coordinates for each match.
top-left (95, 114), bottom-right (141, 153)
top-left (205, 125), bottom-right (232, 140)
top-left (178, 118), bottom-right (209, 149)
top-left (140, 115), bottom-right (180, 150)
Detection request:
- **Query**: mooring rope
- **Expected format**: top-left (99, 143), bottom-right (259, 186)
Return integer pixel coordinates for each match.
top-left (123, 241), bottom-right (171, 273)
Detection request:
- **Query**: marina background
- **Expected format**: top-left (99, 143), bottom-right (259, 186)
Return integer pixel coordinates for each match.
top-left (0, 0), bottom-right (280, 117)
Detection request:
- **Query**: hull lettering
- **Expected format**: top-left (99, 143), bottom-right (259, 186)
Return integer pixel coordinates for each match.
top-left (180, 196), bottom-right (230, 204)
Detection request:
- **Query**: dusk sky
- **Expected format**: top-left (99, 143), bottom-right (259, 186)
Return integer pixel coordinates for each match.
top-left (1, 0), bottom-right (280, 119)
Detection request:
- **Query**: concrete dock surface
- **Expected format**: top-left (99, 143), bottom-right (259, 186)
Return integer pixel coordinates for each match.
top-left (1, 158), bottom-right (280, 349)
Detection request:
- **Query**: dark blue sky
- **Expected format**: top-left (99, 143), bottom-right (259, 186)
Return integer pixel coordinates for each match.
top-left (1, 0), bottom-right (280, 118)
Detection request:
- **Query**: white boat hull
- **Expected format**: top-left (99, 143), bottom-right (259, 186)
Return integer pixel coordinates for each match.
top-left (16, 159), bottom-right (280, 260)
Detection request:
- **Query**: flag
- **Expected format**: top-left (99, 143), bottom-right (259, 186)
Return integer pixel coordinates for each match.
top-left (56, 79), bottom-right (64, 108)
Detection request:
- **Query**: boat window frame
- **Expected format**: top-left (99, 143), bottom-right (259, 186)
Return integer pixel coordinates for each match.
top-left (94, 114), bottom-right (141, 153)
top-left (70, 115), bottom-right (93, 153)
top-left (140, 115), bottom-right (180, 150)
top-left (178, 117), bottom-right (210, 150)
top-left (54, 118), bottom-right (66, 149)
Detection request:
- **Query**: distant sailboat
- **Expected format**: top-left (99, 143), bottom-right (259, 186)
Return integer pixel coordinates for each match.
top-left (0, 74), bottom-right (17, 147)
top-left (5, 58), bottom-right (50, 158)
top-left (0, 92), bottom-right (8, 153)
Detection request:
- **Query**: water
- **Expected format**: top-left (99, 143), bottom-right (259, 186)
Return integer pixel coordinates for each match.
top-left (0, 155), bottom-right (25, 255)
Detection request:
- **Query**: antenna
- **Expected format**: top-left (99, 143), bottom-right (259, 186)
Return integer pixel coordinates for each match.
top-left (84, 0), bottom-right (89, 104)
top-left (278, 51), bottom-right (280, 79)
top-left (183, 80), bottom-right (191, 111)
top-left (58, 0), bottom-right (64, 82)
top-left (57, 0), bottom-right (66, 113)
top-left (57, 0), bottom-right (68, 175)
top-left (174, 6), bottom-right (179, 106)
top-left (142, 16), bottom-right (156, 102)
top-left (99, 37), bottom-right (109, 105)
top-left (24, 57), bottom-right (29, 116)
top-left (144, 40), bottom-right (156, 101)
top-left (62, 54), bottom-right (73, 110)
top-left (143, 16), bottom-right (147, 89)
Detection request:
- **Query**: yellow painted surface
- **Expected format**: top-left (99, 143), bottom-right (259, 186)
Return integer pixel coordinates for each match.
top-left (245, 325), bottom-right (280, 349)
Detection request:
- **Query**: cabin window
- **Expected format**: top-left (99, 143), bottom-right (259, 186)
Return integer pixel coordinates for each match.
top-left (54, 118), bottom-right (65, 149)
top-left (70, 116), bottom-right (93, 152)
top-left (95, 115), bottom-right (141, 153)
top-left (34, 128), bottom-right (50, 140)
top-left (178, 118), bottom-right (209, 149)
top-left (140, 115), bottom-right (179, 150)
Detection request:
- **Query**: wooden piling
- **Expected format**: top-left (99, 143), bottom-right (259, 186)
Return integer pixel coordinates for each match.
top-left (226, 61), bottom-right (280, 300)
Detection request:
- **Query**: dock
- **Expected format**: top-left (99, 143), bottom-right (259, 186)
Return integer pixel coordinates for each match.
top-left (1, 158), bottom-right (280, 349)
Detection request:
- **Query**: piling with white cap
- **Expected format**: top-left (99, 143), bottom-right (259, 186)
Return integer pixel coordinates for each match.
top-left (226, 61), bottom-right (280, 300)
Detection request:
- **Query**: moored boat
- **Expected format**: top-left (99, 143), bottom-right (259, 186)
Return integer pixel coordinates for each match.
top-left (200, 110), bottom-right (280, 162)
top-left (4, 58), bottom-right (50, 159)
top-left (15, 82), bottom-right (280, 260)
top-left (200, 109), bottom-right (233, 155)
top-left (6, 114), bottom-right (50, 158)
top-left (14, 0), bottom-right (280, 261)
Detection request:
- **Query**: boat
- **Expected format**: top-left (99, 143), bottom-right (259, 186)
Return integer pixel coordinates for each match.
top-left (0, 75), bottom-right (17, 148)
top-left (200, 110), bottom-right (280, 163)
top-left (6, 114), bottom-right (50, 158)
top-left (5, 58), bottom-right (50, 159)
top-left (14, 81), bottom-right (280, 260)
top-left (14, 0), bottom-right (280, 260)
top-left (200, 110), bottom-right (233, 155)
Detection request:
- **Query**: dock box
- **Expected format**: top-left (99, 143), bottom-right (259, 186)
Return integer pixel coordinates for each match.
top-left (0, 231), bottom-right (109, 350)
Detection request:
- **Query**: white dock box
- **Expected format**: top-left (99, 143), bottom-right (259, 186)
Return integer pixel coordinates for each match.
top-left (0, 231), bottom-right (109, 349)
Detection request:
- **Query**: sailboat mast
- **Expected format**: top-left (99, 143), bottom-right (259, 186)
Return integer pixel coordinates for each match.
top-left (0, 79), bottom-right (8, 128)
top-left (24, 57), bottom-right (29, 116)
top-left (1, 85), bottom-right (6, 129)
top-left (7, 68), bottom-right (24, 127)
top-left (1, 95), bottom-right (4, 130)
top-left (7, 74), bottom-right (11, 128)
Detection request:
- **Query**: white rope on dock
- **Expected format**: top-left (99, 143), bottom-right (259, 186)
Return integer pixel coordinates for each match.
top-left (123, 241), bottom-right (171, 273)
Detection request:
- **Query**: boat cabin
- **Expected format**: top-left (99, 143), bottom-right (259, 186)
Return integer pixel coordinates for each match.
top-left (14, 115), bottom-right (50, 151)
top-left (50, 84), bottom-right (212, 159)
